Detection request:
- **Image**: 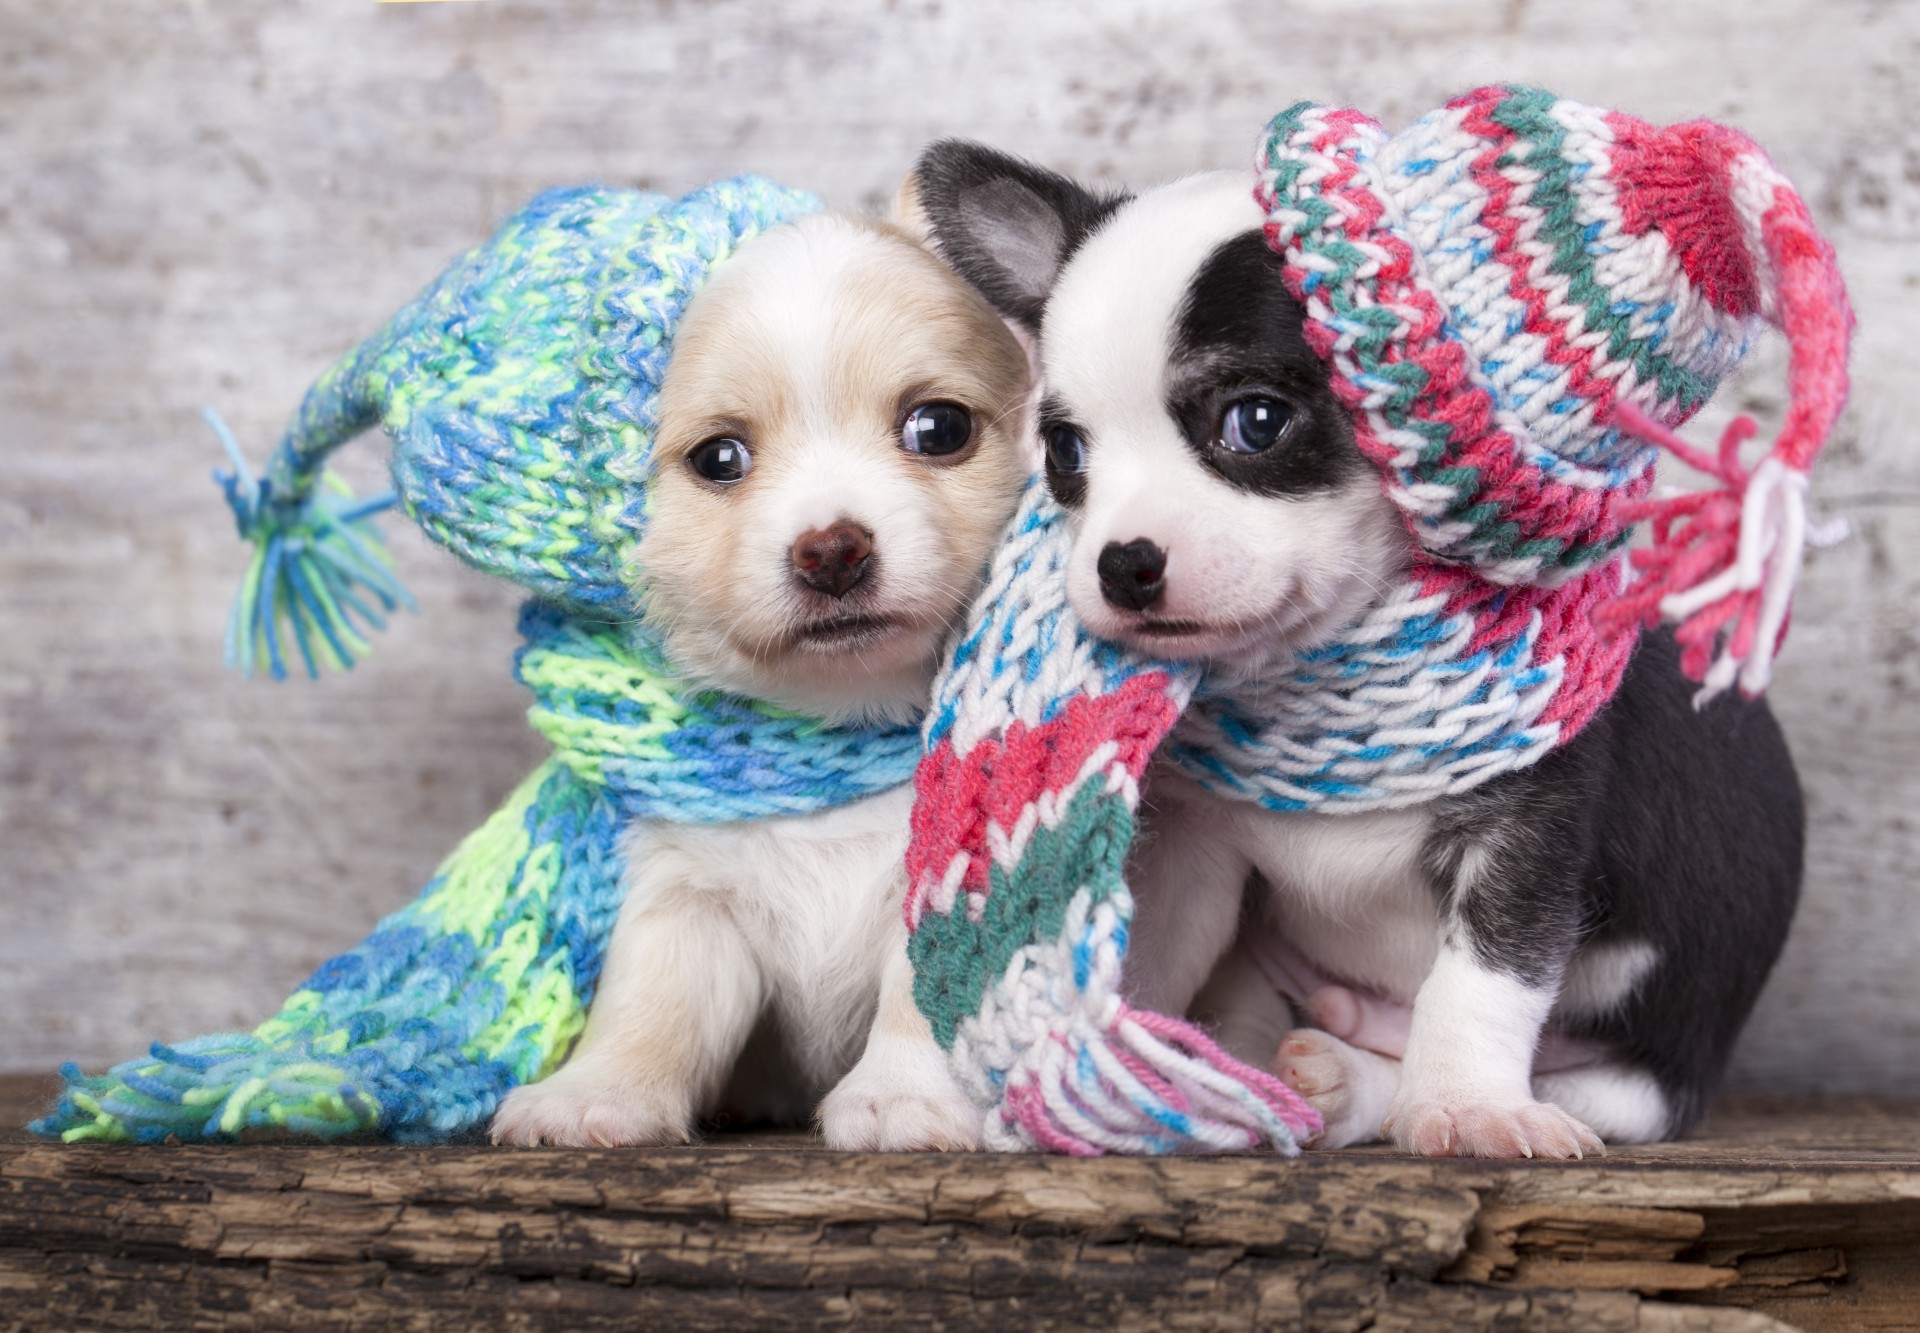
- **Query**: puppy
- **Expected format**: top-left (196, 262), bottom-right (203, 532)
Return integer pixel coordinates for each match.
top-left (909, 143), bottom-right (1804, 1157)
top-left (490, 210), bottom-right (1030, 1150)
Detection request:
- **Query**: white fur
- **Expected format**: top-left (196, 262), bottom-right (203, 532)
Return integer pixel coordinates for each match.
top-left (492, 213), bottom-right (1027, 1149)
top-left (1041, 173), bottom-right (1403, 669)
top-left (1534, 1063), bottom-right (1671, 1144)
top-left (1187, 938), bottom-right (1297, 1070)
top-left (1556, 938), bottom-right (1660, 1018)
top-left (1275, 1029), bottom-right (1401, 1149)
top-left (1383, 940), bottom-right (1604, 1158)
top-left (492, 789), bottom-right (979, 1148)
top-left (818, 921), bottom-right (981, 1150)
top-left (1281, 1029), bottom-right (1664, 1151)
top-left (1128, 771), bottom-right (1614, 1157)
top-left (636, 213), bottom-right (1030, 729)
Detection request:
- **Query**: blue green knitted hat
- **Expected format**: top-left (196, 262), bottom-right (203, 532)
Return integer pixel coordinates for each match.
top-left (216, 174), bottom-right (819, 678)
top-left (31, 177), bottom-right (955, 1145)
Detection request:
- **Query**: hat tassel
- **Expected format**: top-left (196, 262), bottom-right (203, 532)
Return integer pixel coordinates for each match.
top-left (209, 407), bottom-right (415, 680)
top-left (1597, 403), bottom-right (1844, 703)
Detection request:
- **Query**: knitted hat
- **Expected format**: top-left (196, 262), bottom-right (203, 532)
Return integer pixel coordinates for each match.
top-left (213, 175), bottom-right (818, 678)
top-left (33, 177), bottom-right (943, 1144)
top-left (903, 87), bottom-right (1852, 1154)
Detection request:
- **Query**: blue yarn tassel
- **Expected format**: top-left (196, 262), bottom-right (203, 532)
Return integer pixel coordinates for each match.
top-left (209, 408), bottom-right (416, 679)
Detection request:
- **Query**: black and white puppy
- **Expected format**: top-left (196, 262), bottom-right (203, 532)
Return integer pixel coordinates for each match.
top-left (907, 143), bottom-right (1804, 1157)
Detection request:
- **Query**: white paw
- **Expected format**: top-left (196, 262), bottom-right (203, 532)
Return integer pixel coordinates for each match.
top-left (1275, 1028), bottom-right (1398, 1149)
top-left (818, 1050), bottom-right (982, 1152)
top-left (489, 1069), bottom-right (692, 1148)
top-left (1382, 1095), bottom-right (1605, 1159)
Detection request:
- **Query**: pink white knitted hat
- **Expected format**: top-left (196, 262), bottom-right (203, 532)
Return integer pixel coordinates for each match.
top-left (1259, 84), bottom-right (1854, 697)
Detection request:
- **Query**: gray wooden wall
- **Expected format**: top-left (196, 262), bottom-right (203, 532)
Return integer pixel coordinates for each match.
top-left (4, 0), bottom-right (1915, 1093)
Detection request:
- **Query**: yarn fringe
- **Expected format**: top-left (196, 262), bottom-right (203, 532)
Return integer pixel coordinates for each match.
top-left (36, 1038), bottom-right (382, 1144)
top-left (989, 1007), bottom-right (1323, 1156)
top-left (1597, 402), bottom-right (1843, 702)
top-left (962, 889), bottom-right (1322, 1157)
top-left (209, 407), bottom-right (415, 680)
top-left (33, 760), bottom-right (621, 1144)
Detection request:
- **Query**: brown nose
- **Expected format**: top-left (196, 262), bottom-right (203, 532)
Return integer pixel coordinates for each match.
top-left (790, 521), bottom-right (874, 598)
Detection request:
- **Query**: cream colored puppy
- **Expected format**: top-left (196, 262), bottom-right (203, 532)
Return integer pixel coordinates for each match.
top-left (489, 212), bottom-right (1030, 1149)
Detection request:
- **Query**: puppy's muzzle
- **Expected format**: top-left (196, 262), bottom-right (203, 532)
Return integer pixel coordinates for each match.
top-left (792, 521), bottom-right (874, 599)
top-left (1097, 538), bottom-right (1167, 611)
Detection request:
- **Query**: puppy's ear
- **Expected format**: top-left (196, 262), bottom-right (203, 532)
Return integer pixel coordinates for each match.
top-left (910, 140), bottom-right (1125, 332)
top-left (889, 171), bottom-right (934, 244)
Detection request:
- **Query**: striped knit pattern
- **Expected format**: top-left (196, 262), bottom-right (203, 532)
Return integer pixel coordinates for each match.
top-left (1256, 85), bottom-right (1851, 697)
top-left (521, 602), bottom-right (920, 823)
top-left (33, 177), bottom-right (928, 1144)
top-left (41, 759), bottom-right (624, 1143)
top-left (904, 88), bottom-right (1850, 1155)
top-left (908, 483), bottom-right (1322, 1154)
top-left (1172, 560), bottom-right (1633, 811)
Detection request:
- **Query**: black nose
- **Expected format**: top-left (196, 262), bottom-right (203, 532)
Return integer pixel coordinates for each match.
top-left (791, 521), bottom-right (874, 598)
top-left (1097, 538), bottom-right (1167, 611)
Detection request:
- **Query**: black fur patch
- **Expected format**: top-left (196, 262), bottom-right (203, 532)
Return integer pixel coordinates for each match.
top-left (1423, 741), bottom-right (1601, 989)
top-left (1421, 628), bottom-right (1804, 1134)
top-left (1165, 231), bottom-right (1363, 496)
top-left (911, 140), bottom-right (1127, 332)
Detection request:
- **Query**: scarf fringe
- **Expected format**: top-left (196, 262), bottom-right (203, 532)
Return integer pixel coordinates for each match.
top-left (33, 762), bottom-right (622, 1144)
top-left (959, 889), bottom-right (1322, 1157)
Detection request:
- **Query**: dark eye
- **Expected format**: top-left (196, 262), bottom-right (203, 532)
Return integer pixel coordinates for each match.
top-left (1219, 397), bottom-right (1295, 454)
top-left (688, 436), bottom-right (752, 484)
top-left (1045, 424), bottom-right (1087, 476)
top-left (901, 402), bottom-right (973, 456)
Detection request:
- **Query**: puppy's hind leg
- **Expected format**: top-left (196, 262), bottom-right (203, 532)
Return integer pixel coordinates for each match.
top-left (491, 850), bottom-right (764, 1147)
top-left (819, 921), bottom-right (981, 1151)
top-left (1276, 1029), bottom-right (1401, 1149)
top-left (1533, 1062), bottom-right (1672, 1145)
top-left (1187, 937), bottom-right (1297, 1071)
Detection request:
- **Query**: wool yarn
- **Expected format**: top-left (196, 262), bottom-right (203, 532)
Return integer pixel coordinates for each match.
top-left (903, 87), bottom-right (1852, 1155)
top-left (31, 175), bottom-right (937, 1144)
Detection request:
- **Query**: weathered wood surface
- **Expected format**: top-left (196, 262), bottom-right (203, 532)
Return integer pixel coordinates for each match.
top-left (3, 1079), bottom-right (1917, 1331)
top-left (2, 0), bottom-right (1918, 1093)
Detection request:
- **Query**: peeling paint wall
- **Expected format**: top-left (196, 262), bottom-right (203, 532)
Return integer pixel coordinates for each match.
top-left (3, 0), bottom-right (1916, 1091)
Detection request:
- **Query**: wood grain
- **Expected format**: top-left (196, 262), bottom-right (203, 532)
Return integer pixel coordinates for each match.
top-left (4, 1080), bottom-right (1917, 1330)
top-left (2, 0), bottom-right (1917, 1095)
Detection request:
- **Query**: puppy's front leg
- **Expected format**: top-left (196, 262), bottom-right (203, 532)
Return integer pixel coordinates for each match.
top-left (491, 846), bottom-right (763, 1147)
top-left (1121, 773), bottom-right (1256, 1018)
top-left (1384, 796), bottom-right (1604, 1159)
top-left (819, 920), bottom-right (981, 1151)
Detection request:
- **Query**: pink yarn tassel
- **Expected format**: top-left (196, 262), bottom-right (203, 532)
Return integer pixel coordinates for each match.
top-left (1596, 403), bottom-right (1814, 700)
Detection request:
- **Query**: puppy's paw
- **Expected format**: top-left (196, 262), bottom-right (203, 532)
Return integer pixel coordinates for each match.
top-left (818, 1050), bottom-right (982, 1152)
top-left (490, 1071), bottom-right (692, 1148)
top-left (1303, 984), bottom-right (1412, 1061)
top-left (1274, 1028), bottom-right (1398, 1149)
top-left (1383, 1095), bottom-right (1605, 1159)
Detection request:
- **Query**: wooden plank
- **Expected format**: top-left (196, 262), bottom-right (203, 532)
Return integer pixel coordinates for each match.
top-left (4, 1080), bottom-right (1919, 1329)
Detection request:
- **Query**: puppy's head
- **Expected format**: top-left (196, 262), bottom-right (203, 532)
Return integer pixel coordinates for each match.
top-left (912, 143), bottom-right (1405, 672)
top-left (636, 212), bottom-right (1031, 726)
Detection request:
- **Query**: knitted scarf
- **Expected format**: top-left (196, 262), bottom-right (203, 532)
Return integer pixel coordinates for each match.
top-left (31, 175), bottom-right (934, 1144)
top-left (902, 87), bottom-right (1853, 1155)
